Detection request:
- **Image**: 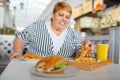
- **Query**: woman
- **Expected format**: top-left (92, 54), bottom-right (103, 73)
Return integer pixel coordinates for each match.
top-left (9, 2), bottom-right (93, 60)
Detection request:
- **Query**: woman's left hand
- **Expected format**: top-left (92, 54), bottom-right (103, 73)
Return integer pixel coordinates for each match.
top-left (81, 39), bottom-right (94, 53)
top-left (75, 39), bottom-right (94, 57)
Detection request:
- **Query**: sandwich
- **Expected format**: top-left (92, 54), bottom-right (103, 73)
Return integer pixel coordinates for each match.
top-left (35, 55), bottom-right (67, 74)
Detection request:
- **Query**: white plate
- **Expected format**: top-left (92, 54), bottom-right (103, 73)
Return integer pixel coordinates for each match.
top-left (20, 57), bottom-right (40, 62)
top-left (30, 66), bottom-right (79, 78)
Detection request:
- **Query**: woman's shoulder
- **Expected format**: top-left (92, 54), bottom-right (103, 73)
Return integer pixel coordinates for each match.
top-left (67, 27), bottom-right (81, 38)
top-left (67, 27), bottom-right (80, 33)
top-left (36, 18), bottom-right (47, 23)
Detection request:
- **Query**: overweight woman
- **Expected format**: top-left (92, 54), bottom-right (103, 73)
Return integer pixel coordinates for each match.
top-left (9, 2), bottom-right (94, 60)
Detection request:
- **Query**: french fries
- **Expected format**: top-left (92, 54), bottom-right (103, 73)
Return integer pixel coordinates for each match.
top-left (23, 53), bottom-right (43, 60)
top-left (75, 46), bottom-right (96, 64)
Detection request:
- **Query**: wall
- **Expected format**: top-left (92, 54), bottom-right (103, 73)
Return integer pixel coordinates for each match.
top-left (0, 7), bottom-right (4, 27)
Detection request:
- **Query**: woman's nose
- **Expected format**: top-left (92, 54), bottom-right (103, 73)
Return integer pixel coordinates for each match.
top-left (62, 16), bottom-right (67, 21)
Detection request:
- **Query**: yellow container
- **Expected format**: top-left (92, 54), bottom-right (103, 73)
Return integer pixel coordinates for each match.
top-left (96, 44), bottom-right (109, 61)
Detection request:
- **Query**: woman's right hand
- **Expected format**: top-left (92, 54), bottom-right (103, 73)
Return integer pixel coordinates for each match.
top-left (9, 37), bottom-right (25, 61)
top-left (9, 52), bottom-right (21, 61)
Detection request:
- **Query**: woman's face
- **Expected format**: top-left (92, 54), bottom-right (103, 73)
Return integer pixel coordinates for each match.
top-left (52, 10), bottom-right (71, 32)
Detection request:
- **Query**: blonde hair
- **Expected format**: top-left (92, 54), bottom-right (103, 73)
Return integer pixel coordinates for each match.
top-left (53, 2), bottom-right (72, 15)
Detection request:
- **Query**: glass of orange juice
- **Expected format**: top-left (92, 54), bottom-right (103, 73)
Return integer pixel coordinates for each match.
top-left (96, 44), bottom-right (109, 61)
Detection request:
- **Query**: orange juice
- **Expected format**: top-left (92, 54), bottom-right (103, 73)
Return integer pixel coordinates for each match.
top-left (96, 44), bottom-right (109, 61)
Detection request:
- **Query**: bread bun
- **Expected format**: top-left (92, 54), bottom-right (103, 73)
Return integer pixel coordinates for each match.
top-left (36, 55), bottom-right (66, 74)
top-left (44, 68), bottom-right (64, 74)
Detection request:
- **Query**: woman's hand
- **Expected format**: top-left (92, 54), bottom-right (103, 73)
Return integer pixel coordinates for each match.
top-left (75, 39), bottom-right (94, 57)
top-left (9, 52), bottom-right (21, 61)
top-left (81, 39), bottom-right (94, 53)
top-left (9, 37), bottom-right (25, 61)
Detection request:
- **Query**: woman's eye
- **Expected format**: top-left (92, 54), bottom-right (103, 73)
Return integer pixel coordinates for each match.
top-left (58, 13), bottom-right (63, 16)
top-left (66, 16), bottom-right (70, 19)
top-left (58, 13), bottom-right (70, 19)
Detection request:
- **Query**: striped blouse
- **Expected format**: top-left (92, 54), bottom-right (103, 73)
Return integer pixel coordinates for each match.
top-left (17, 19), bottom-right (83, 58)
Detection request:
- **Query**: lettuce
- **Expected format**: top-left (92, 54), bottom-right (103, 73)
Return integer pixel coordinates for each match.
top-left (55, 62), bottom-right (67, 69)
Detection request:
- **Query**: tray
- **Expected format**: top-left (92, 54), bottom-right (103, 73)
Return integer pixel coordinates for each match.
top-left (67, 59), bottom-right (112, 71)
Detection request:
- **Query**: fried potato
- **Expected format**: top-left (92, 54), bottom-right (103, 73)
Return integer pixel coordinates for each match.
top-left (75, 46), bottom-right (96, 64)
top-left (23, 53), bottom-right (43, 60)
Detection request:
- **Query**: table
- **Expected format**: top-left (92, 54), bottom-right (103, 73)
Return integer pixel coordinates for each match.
top-left (0, 54), bottom-right (9, 74)
top-left (0, 59), bottom-right (120, 80)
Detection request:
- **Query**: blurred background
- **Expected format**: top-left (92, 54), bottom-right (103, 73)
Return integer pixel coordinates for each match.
top-left (0, 0), bottom-right (120, 36)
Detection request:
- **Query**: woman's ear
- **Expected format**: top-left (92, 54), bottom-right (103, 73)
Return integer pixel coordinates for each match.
top-left (51, 13), bottom-right (55, 22)
top-left (50, 18), bottom-right (53, 22)
top-left (51, 13), bottom-right (54, 19)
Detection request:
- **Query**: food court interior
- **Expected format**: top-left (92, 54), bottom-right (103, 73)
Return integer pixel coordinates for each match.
top-left (0, 0), bottom-right (120, 74)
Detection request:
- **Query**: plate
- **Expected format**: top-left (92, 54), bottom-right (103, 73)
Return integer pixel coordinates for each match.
top-left (30, 66), bottom-right (79, 78)
top-left (20, 56), bottom-right (40, 62)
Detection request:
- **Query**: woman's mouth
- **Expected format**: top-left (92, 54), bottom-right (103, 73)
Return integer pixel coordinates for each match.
top-left (60, 22), bottom-right (65, 26)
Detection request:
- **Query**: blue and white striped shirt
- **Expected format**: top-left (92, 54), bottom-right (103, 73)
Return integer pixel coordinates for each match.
top-left (17, 19), bottom-right (83, 58)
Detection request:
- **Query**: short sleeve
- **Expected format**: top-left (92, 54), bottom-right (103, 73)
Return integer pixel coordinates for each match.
top-left (17, 21), bottom-right (37, 45)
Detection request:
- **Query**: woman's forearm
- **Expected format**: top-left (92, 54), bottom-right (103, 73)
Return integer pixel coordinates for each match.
top-left (13, 37), bottom-right (25, 54)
